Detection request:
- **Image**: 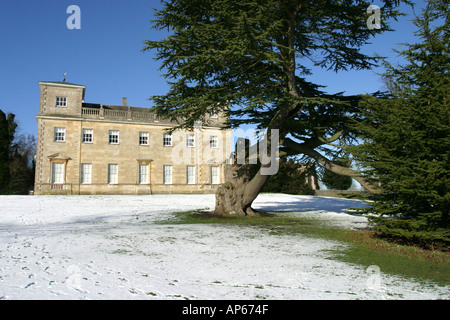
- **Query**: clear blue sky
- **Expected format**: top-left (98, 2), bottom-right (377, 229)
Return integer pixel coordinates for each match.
top-left (0, 0), bottom-right (426, 137)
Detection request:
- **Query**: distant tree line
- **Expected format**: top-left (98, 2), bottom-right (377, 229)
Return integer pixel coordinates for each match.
top-left (263, 155), bottom-right (354, 194)
top-left (262, 156), bottom-right (316, 195)
top-left (318, 156), bottom-right (353, 191)
top-left (0, 110), bottom-right (35, 194)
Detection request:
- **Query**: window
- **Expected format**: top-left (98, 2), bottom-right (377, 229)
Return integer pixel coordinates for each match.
top-left (163, 133), bottom-right (172, 146)
top-left (186, 166), bottom-right (195, 184)
top-left (139, 132), bottom-right (149, 145)
top-left (210, 136), bottom-right (218, 149)
top-left (186, 134), bottom-right (195, 147)
top-left (52, 162), bottom-right (65, 184)
top-left (82, 129), bottom-right (93, 143)
top-left (56, 96), bottom-right (67, 107)
top-left (139, 164), bottom-right (149, 184)
top-left (163, 165), bottom-right (172, 184)
top-left (81, 163), bottom-right (92, 184)
top-left (108, 164), bottom-right (118, 184)
top-left (54, 128), bottom-right (66, 142)
top-left (211, 166), bottom-right (220, 184)
top-left (109, 130), bottom-right (119, 144)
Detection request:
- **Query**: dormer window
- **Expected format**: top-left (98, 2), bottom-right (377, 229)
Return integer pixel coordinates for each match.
top-left (56, 96), bottom-right (67, 107)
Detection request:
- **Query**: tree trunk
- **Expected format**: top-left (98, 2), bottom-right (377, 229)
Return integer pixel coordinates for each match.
top-left (214, 163), bottom-right (269, 216)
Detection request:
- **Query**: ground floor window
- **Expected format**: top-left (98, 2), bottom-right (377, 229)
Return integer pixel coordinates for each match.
top-left (81, 163), bottom-right (92, 184)
top-left (108, 164), bottom-right (119, 184)
top-left (211, 166), bottom-right (219, 185)
top-left (139, 164), bottom-right (149, 184)
top-left (186, 165), bottom-right (195, 184)
top-left (163, 165), bottom-right (172, 184)
top-left (52, 162), bottom-right (65, 184)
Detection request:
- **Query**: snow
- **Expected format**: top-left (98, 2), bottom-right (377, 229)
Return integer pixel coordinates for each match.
top-left (0, 193), bottom-right (448, 300)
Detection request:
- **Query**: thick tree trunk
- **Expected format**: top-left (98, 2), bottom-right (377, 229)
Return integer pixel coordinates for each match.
top-left (214, 6), bottom-right (301, 216)
top-left (214, 163), bottom-right (269, 216)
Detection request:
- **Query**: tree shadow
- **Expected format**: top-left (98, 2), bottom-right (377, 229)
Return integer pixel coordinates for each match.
top-left (252, 194), bottom-right (368, 215)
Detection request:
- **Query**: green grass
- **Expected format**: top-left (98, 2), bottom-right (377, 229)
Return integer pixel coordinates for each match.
top-left (158, 209), bottom-right (450, 286)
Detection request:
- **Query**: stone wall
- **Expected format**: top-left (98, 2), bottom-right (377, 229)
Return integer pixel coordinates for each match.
top-left (34, 81), bottom-right (231, 195)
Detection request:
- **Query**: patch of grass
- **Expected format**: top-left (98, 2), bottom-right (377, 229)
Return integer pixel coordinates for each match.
top-left (334, 230), bottom-right (449, 285)
top-left (111, 248), bottom-right (132, 255)
top-left (159, 209), bottom-right (450, 285)
top-left (159, 209), bottom-right (314, 228)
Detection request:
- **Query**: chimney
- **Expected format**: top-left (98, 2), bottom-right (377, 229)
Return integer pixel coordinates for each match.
top-left (122, 97), bottom-right (127, 107)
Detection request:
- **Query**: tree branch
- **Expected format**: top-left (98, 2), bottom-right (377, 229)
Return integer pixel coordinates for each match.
top-left (284, 137), bottom-right (380, 193)
top-left (318, 130), bottom-right (346, 144)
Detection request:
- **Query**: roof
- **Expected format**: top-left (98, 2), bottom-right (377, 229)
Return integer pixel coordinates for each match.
top-left (39, 81), bottom-right (86, 100)
top-left (82, 103), bottom-right (154, 113)
top-left (39, 81), bottom-right (85, 88)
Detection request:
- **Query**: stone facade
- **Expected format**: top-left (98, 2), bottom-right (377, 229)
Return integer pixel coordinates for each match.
top-left (34, 81), bottom-right (231, 195)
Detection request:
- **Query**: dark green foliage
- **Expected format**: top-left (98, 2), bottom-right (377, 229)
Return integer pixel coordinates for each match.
top-left (0, 110), bottom-right (35, 194)
top-left (143, 0), bottom-right (406, 134)
top-left (320, 157), bottom-right (353, 190)
top-left (144, 0), bottom-right (410, 214)
top-left (144, 0), bottom-right (408, 190)
top-left (0, 111), bottom-right (14, 193)
top-left (352, 0), bottom-right (449, 246)
top-left (0, 114), bottom-right (9, 192)
top-left (9, 134), bottom-right (36, 194)
top-left (262, 157), bottom-right (315, 195)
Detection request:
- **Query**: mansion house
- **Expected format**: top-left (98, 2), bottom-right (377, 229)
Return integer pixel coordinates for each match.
top-left (34, 80), bottom-right (230, 195)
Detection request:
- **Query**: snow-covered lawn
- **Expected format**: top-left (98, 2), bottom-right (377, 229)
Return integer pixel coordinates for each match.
top-left (0, 193), bottom-right (448, 300)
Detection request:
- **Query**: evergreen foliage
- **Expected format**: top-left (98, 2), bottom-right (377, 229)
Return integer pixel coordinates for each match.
top-left (0, 110), bottom-right (35, 194)
top-left (352, 0), bottom-right (449, 246)
top-left (9, 134), bottom-right (36, 194)
top-left (320, 157), bottom-right (353, 190)
top-left (0, 111), bottom-right (14, 193)
top-left (143, 0), bottom-right (409, 213)
top-left (262, 157), bottom-right (315, 195)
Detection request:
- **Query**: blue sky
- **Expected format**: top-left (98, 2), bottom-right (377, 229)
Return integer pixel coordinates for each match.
top-left (0, 0), bottom-right (426, 137)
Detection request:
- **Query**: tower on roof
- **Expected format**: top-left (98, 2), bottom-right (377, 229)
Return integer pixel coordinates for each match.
top-left (38, 81), bottom-right (86, 116)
